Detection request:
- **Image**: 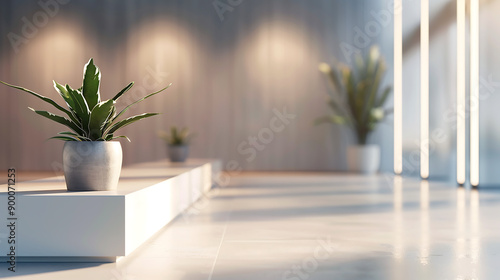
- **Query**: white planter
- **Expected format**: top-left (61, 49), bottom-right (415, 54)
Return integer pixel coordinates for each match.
top-left (63, 141), bottom-right (123, 191)
top-left (346, 145), bottom-right (380, 174)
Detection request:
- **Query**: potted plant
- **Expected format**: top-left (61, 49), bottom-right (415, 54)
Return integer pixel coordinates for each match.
top-left (158, 126), bottom-right (194, 162)
top-left (0, 58), bottom-right (171, 191)
top-left (316, 46), bottom-right (392, 174)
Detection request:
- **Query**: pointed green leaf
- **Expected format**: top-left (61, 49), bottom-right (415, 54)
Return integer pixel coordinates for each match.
top-left (314, 115), bottom-right (348, 126)
top-left (327, 99), bottom-right (344, 116)
top-left (58, 131), bottom-right (91, 141)
top-left (0, 80), bottom-right (79, 124)
top-left (88, 99), bottom-right (115, 140)
top-left (112, 82), bottom-right (134, 101)
top-left (369, 61), bottom-right (385, 99)
top-left (66, 84), bottom-right (90, 130)
top-left (49, 136), bottom-right (79, 141)
top-left (53, 81), bottom-right (74, 109)
top-left (82, 58), bottom-right (101, 110)
top-left (112, 83), bottom-right (171, 122)
top-left (376, 86), bottom-right (392, 108)
top-left (355, 54), bottom-right (365, 79)
top-left (104, 133), bottom-right (114, 141)
top-left (102, 106), bottom-right (116, 133)
top-left (320, 64), bottom-right (344, 95)
top-left (107, 113), bottom-right (159, 135)
top-left (110, 135), bottom-right (131, 142)
top-left (171, 126), bottom-right (178, 138)
top-left (28, 108), bottom-right (83, 135)
top-left (52, 81), bottom-right (82, 126)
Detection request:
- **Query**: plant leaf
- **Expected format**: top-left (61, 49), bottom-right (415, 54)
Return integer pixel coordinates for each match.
top-left (28, 108), bottom-right (83, 135)
top-left (376, 86), bottom-right (392, 108)
top-left (366, 61), bottom-right (385, 108)
top-left (319, 64), bottom-right (343, 95)
top-left (314, 115), bottom-right (348, 125)
top-left (179, 127), bottom-right (188, 140)
top-left (106, 113), bottom-right (159, 135)
top-left (53, 81), bottom-right (82, 126)
top-left (82, 58), bottom-right (101, 110)
top-left (343, 69), bottom-right (360, 124)
top-left (316, 45), bottom-right (391, 144)
top-left (112, 83), bottom-right (171, 122)
top-left (58, 131), bottom-right (91, 141)
top-left (110, 135), bottom-right (131, 142)
top-left (102, 106), bottom-right (116, 133)
top-left (49, 136), bottom-right (79, 141)
top-left (354, 54), bottom-right (365, 79)
top-left (66, 85), bottom-right (90, 130)
top-left (111, 82), bottom-right (134, 101)
top-left (53, 81), bottom-right (75, 111)
top-left (88, 99), bottom-right (115, 140)
top-left (0, 80), bottom-right (79, 124)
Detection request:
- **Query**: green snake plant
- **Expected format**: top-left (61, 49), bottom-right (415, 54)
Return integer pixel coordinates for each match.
top-left (158, 126), bottom-right (194, 146)
top-left (316, 46), bottom-right (392, 145)
top-left (0, 58), bottom-right (171, 141)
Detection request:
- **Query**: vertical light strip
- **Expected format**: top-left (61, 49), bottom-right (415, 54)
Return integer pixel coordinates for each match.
top-left (470, 0), bottom-right (479, 187)
top-left (394, 0), bottom-right (403, 175)
top-left (457, 0), bottom-right (466, 185)
top-left (420, 0), bottom-right (429, 179)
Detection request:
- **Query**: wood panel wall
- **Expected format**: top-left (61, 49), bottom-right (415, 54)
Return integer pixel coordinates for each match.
top-left (0, 0), bottom-right (394, 172)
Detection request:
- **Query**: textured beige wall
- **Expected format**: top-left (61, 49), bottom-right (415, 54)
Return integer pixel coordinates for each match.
top-left (0, 0), bottom-right (394, 172)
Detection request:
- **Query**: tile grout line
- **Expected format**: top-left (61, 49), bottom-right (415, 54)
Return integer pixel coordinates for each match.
top-left (207, 187), bottom-right (232, 280)
top-left (207, 220), bottom-right (228, 280)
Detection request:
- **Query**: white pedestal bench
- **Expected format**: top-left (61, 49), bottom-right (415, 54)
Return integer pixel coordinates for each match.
top-left (0, 159), bottom-right (222, 262)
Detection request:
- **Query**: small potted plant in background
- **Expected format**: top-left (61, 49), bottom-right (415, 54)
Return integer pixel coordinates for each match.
top-left (158, 126), bottom-right (194, 162)
top-left (316, 46), bottom-right (392, 174)
top-left (0, 58), bottom-right (171, 191)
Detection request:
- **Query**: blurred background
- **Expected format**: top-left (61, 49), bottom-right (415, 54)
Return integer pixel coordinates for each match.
top-left (1, 0), bottom-right (500, 185)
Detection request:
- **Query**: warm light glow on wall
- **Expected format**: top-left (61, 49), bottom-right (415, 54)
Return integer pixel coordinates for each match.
top-left (244, 19), bottom-right (307, 86)
top-left (15, 21), bottom-right (94, 131)
top-left (127, 19), bottom-right (193, 74)
top-left (420, 0), bottom-right (429, 179)
top-left (457, 0), bottom-right (466, 185)
top-left (394, 0), bottom-right (403, 175)
top-left (470, 0), bottom-right (480, 187)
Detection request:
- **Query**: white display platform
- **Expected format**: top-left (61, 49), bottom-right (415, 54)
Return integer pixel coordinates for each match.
top-left (0, 159), bottom-right (222, 262)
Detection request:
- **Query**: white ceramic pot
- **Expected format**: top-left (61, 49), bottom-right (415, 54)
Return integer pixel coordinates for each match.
top-left (168, 145), bottom-right (189, 162)
top-left (346, 145), bottom-right (380, 174)
top-left (63, 141), bottom-right (123, 191)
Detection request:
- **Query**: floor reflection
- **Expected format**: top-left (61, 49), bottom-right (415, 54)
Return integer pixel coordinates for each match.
top-left (455, 187), bottom-right (481, 280)
top-left (456, 187), bottom-right (466, 278)
top-left (393, 176), bottom-right (404, 260)
top-left (392, 175), bottom-right (404, 280)
top-left (470, 189), bottom-right (480, 275)
top-left (420, 180), bottom-right (429, 265)
top-left (2, 175), bottom-right (498, 280)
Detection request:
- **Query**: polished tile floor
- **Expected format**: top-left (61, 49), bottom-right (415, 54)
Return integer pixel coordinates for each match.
top-left (1, 173), bottom-right (499, 279)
